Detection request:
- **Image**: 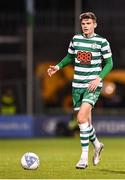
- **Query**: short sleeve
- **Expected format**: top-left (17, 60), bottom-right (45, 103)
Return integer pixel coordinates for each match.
top-left (68, 39), bottom-right (75, 54)
top-left (101, 39), bottom-right (112, 59)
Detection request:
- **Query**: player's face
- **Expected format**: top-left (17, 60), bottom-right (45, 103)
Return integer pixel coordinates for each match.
top-left (81, 18), bottom-right (96, 37)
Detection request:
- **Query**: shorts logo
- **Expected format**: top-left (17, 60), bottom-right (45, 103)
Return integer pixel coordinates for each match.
top-left (77, 51), bottom-right (92, 64)
top-left (89, 93), bottom-right (96, 99)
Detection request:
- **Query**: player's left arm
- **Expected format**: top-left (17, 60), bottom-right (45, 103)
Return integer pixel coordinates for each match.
top-left (88, 38), bottom-right (113, 92)
top-left (88, 57), bottom-right (113, 92)
top-left (99, 39), bottom-right (113, 79)
top-left (99, 56), bottom-right (113, 79)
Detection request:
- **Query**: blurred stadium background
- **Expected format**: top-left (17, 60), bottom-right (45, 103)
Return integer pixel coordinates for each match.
top-left (0, 0), bottom-right (125, 138)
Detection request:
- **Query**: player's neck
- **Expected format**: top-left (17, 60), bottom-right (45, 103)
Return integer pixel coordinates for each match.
top-left (83, 33), bottom-right (95, 38)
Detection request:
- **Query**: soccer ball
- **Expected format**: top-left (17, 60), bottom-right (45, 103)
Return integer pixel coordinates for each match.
top-left (21, 152), bottom-right (40, 170)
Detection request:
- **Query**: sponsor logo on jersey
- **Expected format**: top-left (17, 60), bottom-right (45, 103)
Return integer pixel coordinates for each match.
top-left (77, 51), bottom-right (92, 64)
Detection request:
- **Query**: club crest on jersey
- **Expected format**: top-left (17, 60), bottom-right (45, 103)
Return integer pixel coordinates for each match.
top-left (91, 43), bottom-right (97, 49)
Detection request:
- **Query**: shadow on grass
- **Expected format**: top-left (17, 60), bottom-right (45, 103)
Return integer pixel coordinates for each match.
top-left (100, 169), bottom-right (125, 175)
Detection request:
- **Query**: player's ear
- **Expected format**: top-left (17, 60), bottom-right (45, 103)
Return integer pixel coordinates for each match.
top-left (94, 23), bottom-right (97, 28)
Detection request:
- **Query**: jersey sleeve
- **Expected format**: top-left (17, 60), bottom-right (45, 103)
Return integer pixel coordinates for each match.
top-left (101, 39), bottom-right (112, 59)
top-left (68, 38), bottom-right (75, 54)
top-left (99, 56), bottom-right (113, 79)
top-left (56, 53), bottom-right (74, 69)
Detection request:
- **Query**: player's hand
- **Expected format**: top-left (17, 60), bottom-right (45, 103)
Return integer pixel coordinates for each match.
top-left (88, 77), bottom-right (101, 92)
top-left (47, 65), bottom-right (59, 77)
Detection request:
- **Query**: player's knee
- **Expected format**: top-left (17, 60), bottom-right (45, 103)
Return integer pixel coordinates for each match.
top-left (77, 112), bottom-right (88, 124)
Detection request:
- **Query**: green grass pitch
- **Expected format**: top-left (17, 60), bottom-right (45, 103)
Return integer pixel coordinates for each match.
top-left (0, 137), bottom-right (125, 179)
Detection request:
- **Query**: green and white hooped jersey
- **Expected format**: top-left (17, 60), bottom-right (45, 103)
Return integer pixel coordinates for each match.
top-left (68, 33), bottom-right (112, 89)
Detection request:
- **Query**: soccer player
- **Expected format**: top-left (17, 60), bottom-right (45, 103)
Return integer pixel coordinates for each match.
top-left (47, 12), bottom-right (113, 169)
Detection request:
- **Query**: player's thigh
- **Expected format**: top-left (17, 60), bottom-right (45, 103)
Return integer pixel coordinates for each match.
top-left (72, 88), bottom-right (84, 111)
top-left (83, 87), bottom-right (102, 106)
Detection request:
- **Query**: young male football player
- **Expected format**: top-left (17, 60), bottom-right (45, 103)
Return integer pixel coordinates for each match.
top-left (47, 12), bottom-right (113, 169)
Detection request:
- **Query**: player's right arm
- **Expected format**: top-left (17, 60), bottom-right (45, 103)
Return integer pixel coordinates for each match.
top-left (47, 53), bottom-right (74, 77)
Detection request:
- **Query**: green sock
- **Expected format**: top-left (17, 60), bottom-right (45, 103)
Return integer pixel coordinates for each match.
top-left (79, 122), bottom-right (90, 161)
top-left (89, 125), bottom-right (100, 149)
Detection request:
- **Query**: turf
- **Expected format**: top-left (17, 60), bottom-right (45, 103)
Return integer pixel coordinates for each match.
top-left (0, 137), bottom-right (125, 179)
